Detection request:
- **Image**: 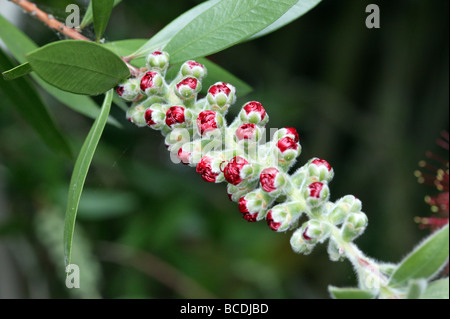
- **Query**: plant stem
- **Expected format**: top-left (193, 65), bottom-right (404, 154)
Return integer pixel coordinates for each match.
top-left (330, 225), bottom-right (391, 293)
top-left (11, 0), bottom-right (140, 77)
top-left (10, 0), bottom-right (90, 41)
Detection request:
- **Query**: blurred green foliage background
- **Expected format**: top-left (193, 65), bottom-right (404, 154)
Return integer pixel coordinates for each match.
top-left (0, 0), bottom-right (448, 298)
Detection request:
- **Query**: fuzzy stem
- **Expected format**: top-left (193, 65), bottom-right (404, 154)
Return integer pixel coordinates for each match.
top-left (329, 225), bottom-right (392, 294)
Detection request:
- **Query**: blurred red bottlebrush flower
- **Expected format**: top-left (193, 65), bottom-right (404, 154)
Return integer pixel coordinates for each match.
top-left (414, 131), bottom-right (449, 274)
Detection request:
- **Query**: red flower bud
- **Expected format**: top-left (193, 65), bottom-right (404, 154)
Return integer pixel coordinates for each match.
top-left (197, 111), bottom-right (218, 135)
top-left (224, 156), bottom-right (249, 185)
top-left (175, 77), bottom-right (200, 99)
top-left (207, 82), bottom-right (235, 111)
top-left (302, 227), bottom-right (312, 241)
top-left (308, 182), bottom-right (324, 198)
top-left (144, 108), bottom-right (156, 126)
top-left (196, 156), bottom-right (219, 182)
top-left (244, 101), bottom-right (266, 120)
top-left (115, 85), bottom-right (124, 96)
top-left (243, 213), bottom-right (258, 222)
top-left (311, 158), bottom-right (332, 171)
top-left (177, 147), bottom-right (191, 165)
top-left (285, 127), bottom-right (299, 143)
top-left (176, 77), bottom-right (198, 90)
top-left (238, 197), bottom-right (257, 222)
top-left (266, 211), bottom-right (281, 231)
top-left (186, 61), bottom-right (203, 69)
top-left (165, 106), bottom-right (185, 127)
top-left (208, 83), bottom-right (231, 96)
top-left (260, 167), bottom-right (279, 193)
top-left (277, 137), bottom-right (298, 153)
top-left (140, 71), bottom-right (162, 94)
top-left (235, 123), bottom-right (257, 140)
top-left (239, 196), bottom-right (249, 214)
top-left (181, 61), bottom-right (207, 79)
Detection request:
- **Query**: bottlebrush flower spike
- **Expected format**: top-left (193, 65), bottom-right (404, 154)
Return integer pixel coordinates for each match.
top-left (414, 131), bottom-right (449, 275)
top-left (117, 51), bottom-right (370, 258)
top-left (414, 131), bottom-right (449, 232)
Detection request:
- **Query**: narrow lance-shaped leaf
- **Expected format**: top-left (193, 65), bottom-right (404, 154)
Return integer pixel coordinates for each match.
top-left (328, 286), bottom-right (376, 299)
top-left (80, 0), bottom-right (122, 29)
top-left (248, 0), bottom-right (322, 40)
top-left (389, 224), bottom-right (449, 287)
top-left (421, 278), bottom-right (449, 299)
top-left (128, 0), bottom-right (222, 59)
top-left (0, 14), bottom-right (121, 126)
top-left (64, 89), bottom-right (113, 268)
top-left (0, 49), bottom-right (72, 158)
top-left (2, 62), bottom-right (32, 80)
top-left (26, 40), bottom-right (130, 96)
top-left (163, 0), bottom-right (300, 64)
top-left (92, 0), bottom-right (115, 42)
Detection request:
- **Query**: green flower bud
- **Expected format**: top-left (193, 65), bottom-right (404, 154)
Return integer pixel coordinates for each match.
top-left (329, 195), bottom-right (362, 225)
top-left (300, 219), bottom-right (331, 245)
top-left (126, 103), bottom-right (147, 127)
top-left (290, 227), bottom-right (316, 255)
top-left (181, 60), bottom-right (207, 80)
top-left (266, 201), bottom-right (303, 232)
top-left (341, 211), bottom-right (368, 242)
top-left (146, 51), bottom-right (170, 73)
top-left (116, 78), bottom-right (140, 102)
top-left (327, 239), bottom-right (345, 262)
top-left (307, 157), bottom-right (334, 183)
top-left (304, 182), bottom-right (330, 207)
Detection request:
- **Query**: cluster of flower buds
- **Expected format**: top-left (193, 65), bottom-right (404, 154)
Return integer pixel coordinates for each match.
top-left (116, 50), bottom-right (369, 260)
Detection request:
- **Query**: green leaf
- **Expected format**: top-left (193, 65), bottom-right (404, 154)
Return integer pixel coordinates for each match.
top-left (103, 39), bottom-right (147, 57)
top-left (328, 286), bottom-right (376, 299)
top-left (92, 0), bottom-right (115, 42)
top-left (0, 49), bottom-right (72, 158)
top-left (406, 279), bottom-right (428, 299)
top-left (421, 278), bottom-right (449, 299)
top-left (64, 89), bottom-right (113, 268)
top-left (389, 224), bottom-right (449, 287)
top-left (2, 62), bottom-right (32, 80)
top-left (129, 0), bottom-right (222, 59)
top-left (0, 14), bottom-right (121, 126)
top-left (26, 40), bottom-right (130, 96)
top-left (248, 0), bottom-right (322, 40)
top-left (163, 0), bottom-right (300, 64)
top-left (103, 39), bottom-right (147, 67)
top-left (130, 0), bottom-right (302, 63)
top-left (80, 0), bottom-right (122, 29)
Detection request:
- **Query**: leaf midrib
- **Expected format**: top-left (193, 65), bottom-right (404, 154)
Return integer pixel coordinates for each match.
top-left (29, 57), bottom-right (126, 80)
top-left (165, 0), bottom-right (295, 59)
